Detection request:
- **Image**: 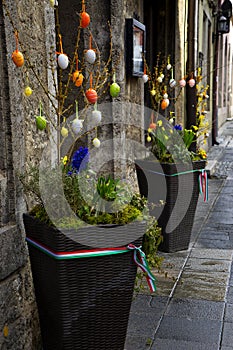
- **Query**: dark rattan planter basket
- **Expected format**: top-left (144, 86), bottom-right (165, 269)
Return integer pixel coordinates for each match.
top-left (135, 160), bottom-right (206, 253)
top-left (23, 214), bottom-right (145, 350)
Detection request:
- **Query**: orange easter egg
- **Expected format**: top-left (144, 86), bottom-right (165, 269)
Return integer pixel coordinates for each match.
top-left (72, 70), bottom-right (84, 87)
top-left (161, 99), bottom-right (169, 110)
top-left (80, 11), bottom-right (90, 28)
top-left (85, 88), bottom-right (98, 104)
top-left (12, 50), bottom-right (24, 67)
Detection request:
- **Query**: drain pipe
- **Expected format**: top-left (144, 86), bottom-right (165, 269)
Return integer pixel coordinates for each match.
top-left (212, 0), bottom-right (221, 145)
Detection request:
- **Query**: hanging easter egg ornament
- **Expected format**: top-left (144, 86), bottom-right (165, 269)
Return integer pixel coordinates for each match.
top-left (179, 79), bottom-right (186, 88)
top-left (157, 76), bottom-right (163, 83)
top-left (163, 93), bottom-right (168, 99)
top-left (24, 86), bottom-right (33, 97)
top-left (147, 135), bottom-right (152, 142)
top-left (61, 126), bottom-right (68, 138)
top-left (149, 122), bottom-right (156, 130)
top-left (86, 88), bottom-right (98, 104)
top-left (12, 31), bottom-right (24, 67)
top-left (188, 78), bottom-right (195, 88)
top-left (72, 70), bottom-right (84, 87)
top-left (93, 137), bottom-right (101, 148)
top-left (71, 101), bottom-right (84, 134)
top-left (169, 79), bottom-right (176, 88)
top-left (12, 50), bottom-right (24, 67)
top-left (36, 115), bottom-right (47, 131)
top-left (57, 34), bottom-right (69, 69)
top-left (85, 49), bottom-right (96, 64)
top-left (72, 118), bottom-right (83, 134)
top-left (110, 82), bottom-right (120, 97)
top-left (92, 104), bottom-right (102, 123)
top-left (166, 57), bottom-right (172, 71)
top-left (80, 1), bottom-right (90, 28)
top-left (161, 99), bottom-right (169, 110)
top-left (142, 74), bottom-right (149, 83)
top-left (110, 73), bottom-right (120, 98)
top-left (35, 102), bottom-right (47, 131)
top-left (58, 54), bottom-right (69, 69)
top-left (80, 11), bottom-right (90, 28)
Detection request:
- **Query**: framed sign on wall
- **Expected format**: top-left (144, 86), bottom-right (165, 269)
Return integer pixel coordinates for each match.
top-left (125, 18), bottom-right (146, 77)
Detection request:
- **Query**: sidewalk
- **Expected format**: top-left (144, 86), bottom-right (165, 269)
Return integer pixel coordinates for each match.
top-left (125, 120), bottom-right (233, 350)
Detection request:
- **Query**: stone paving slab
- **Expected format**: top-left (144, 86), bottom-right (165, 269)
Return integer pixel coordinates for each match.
top-left (174, 271), bottom-right (228, 301)
top-left (190, 248), bottom-right (233, 260)
top-left (220, 322), bottom-right (233, 347)
top-left (224, 303), bottom-right (233, 322)
top-left (194, 239), bottom-right (233, 250)
top-left (151, 338), bottom-right (219, 350)
top-left (184, 257), bottom-right (230, 273)
top-left (154, 315), bottom-right (222, 344)
top-left (165, 298), bottom-right (225, 320)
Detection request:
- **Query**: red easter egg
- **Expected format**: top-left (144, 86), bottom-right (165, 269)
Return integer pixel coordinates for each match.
top-left (80, 11), bottom-right (90, 28)
top-left (85, 88), bottom-right (98, 104)
top-left (12, 50), bottom-right (24, 67)
top-left (149, 123), bottom-right (156, 130)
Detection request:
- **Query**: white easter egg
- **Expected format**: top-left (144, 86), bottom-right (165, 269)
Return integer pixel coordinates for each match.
top-left (157, 76), bottom-right (163, 83)
top-left (58, 54), bottom-right (69, 69)
top-left (92, 110), bottom-right (102, 123)
top-left (169, 79), bottom-right (176, 88)
top-left (163, 93), bottom-right (168, 99)
top-left (85, 49), bottom-right (96, 64)
top-left (179, 79), bottom-right (186, 88)
top-left (72, 118), bottom-right (83, 134)
top-left (167, 63), bottom-right (172, 70)
top-left (142, 74), bottom-right (149, 83)
top-left (188, 78), bottom-right (195, 88)
top-left (93, 137), bottom-right (100, 148)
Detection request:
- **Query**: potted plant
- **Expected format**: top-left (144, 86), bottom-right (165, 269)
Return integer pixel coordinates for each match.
top-left (2, 0), bottom-right (163, 348)
top-left (21, 151), bottom-right (162, 350)
top-left (136, 56), bottom-right (208, 253)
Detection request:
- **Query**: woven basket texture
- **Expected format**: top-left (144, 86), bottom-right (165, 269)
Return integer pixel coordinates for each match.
top-left (135, 160), bottom-right (206, 252)
top-left (23, 214), bottom-right (144, 350)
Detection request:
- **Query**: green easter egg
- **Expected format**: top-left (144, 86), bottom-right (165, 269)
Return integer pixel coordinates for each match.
top-left (110, 82), bottom-right (120, 98)
top-left (36, 115), bottom-right (47, 130)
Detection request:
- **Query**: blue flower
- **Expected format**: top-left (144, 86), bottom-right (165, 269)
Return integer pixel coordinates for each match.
top-left (71, 146), bottom-right (89, 173)
top-left (174, 124), bottom-right (182, 131)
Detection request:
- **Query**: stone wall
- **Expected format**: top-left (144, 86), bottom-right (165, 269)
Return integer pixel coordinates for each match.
top-left (0, 1), bottom-right (55, 349)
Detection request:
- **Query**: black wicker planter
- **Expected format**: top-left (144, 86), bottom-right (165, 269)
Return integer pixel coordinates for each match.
top-left (23, 214), bottom-right (145, 350)
top-left (135, 160), bottom-right (206, 253)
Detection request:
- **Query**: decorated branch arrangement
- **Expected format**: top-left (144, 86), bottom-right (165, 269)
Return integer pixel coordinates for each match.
top-left (142, 54), bottom-right (209, 163)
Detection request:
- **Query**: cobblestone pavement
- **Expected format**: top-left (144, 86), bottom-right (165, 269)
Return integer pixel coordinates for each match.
top-left (125, 120), bottom-right (233, 350)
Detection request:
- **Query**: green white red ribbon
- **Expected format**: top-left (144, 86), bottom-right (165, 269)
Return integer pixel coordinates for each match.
top-left (128, 244), bottom-right (156, 292)
top-left (199, 169), bottom-right (208, 202)
top-left (26, 237), bottom-right (156, 293)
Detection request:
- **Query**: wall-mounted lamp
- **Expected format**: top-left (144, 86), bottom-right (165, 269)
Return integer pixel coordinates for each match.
top-left (217, 0), bottom-right (232, 34)
top-left (217, 15), bottom-right (229, 33)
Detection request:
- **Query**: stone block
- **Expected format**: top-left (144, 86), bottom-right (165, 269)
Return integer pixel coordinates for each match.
top-left (0, 225), bottom-right (28, 280)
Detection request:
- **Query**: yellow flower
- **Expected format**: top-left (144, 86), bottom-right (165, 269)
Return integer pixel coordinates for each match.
top-left (148, 128), bottom-right (152, 133)
top-left (169, 129), bottom-right (173, 134)
top-left (62, 156), bottom-right (68, 165)
top-left (192, 125), bottom-right (198, 131)
top-left (157, 120), bottom-right (163, 127)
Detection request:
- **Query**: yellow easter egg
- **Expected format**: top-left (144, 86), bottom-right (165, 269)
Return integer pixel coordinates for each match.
top-left (24, 86), bottom-right (33, 97)
top-left (61, 126), bottom-right (68, 137)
